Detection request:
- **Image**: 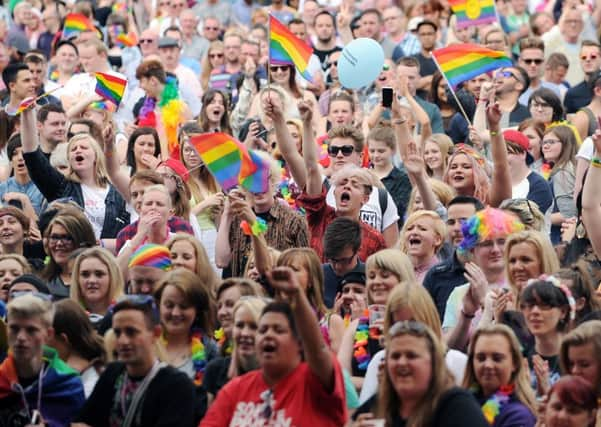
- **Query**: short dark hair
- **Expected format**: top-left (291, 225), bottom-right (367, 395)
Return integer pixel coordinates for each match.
top-left (512, 65), bottom-right (530, 95)
top-left (314, 10), bottom-right (336, 28)
top-left (2, 63), bottom-right (29, 91)
top-left (68, 118), bottom-right (103, 143)
top-left (288, 18), bottom-right (305, 27)
top-left (529, 87), bottom-right (564, 122)
top-left (261, 301), bottom-right (299, 339)
top-left (112, 297), bottom-right (160, 329)
top-left (136, 59), bottom-right (166, 84)
top-left (397, 56), bottom-right (420, 71)
top-left (23, 52), bottom-right (45, 65)
top-left (55, 40), bottom-right (79, 56)
top-left (6, 134), bottom-right (21, 160)
top-left (360, 8), bottom-right (382, 22)
top-left (448, 195), bottom-right (485, 211)
top-left (37, 103), bottom-right (66, 123)
top-left (323, 217), bottom-right (362, 259)
top-left (164, 25), bottom-right (183, 37)
top-left (521, 280), bottom-right (571, 331)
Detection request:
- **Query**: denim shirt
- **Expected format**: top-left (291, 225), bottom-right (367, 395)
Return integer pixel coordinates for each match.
top-left (23, 148), bottom-right (130, 238)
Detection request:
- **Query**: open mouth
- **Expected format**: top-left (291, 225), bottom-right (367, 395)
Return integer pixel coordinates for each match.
top-left (261, 342), bottom-right (277, 356)
top-left (408, 236), bottom-right (422, 247)
top-left (340, 191), bottom-right (351, 203)
top-left (452, 174), bottom-right (464, 182)
top-left (238, 337), bottom-right (254, 350)
top-left (75, 155), bottom-right (85, 162)
top-left (0, 231), bottom-right (13, 238)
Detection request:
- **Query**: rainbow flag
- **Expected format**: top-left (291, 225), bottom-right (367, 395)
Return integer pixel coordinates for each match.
top-left (189, 133), bottom-right (269, 192)
top-left (432, 44), bottom-right (512, 88)
top-left (242, 150), bottom-right (271, 193)
top-left (94, 72), bottom-right (127, 106)
top-left (116, 32), bottom-right (138, 47)
top-left (269, 15), bottom-right (313, 82)
top-left (62, 13), bottom-right (95, 39)
top-left (449, 0), bottom-right (497, 29)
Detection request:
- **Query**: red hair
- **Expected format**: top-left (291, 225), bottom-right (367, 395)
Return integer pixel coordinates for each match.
top-left (548, 375), bottom-right (597, 425)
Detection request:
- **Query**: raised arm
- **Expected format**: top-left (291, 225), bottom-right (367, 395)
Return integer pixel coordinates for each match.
top-left (263, 95), bottom-right (307, 189)
top-left (215, 193), bottom-right (235, 269)
top-left (391, 94), bottom-right (412, 164)
top-left (487, 101), bottom-right (512, 207)
top-left (582, 129), bottom-right (601, 258)
top-left (405, 140), bottom-right (438, 211)
top-left (336, 1), bottom-right (354, 46)
top-left (473, 83), bottom-right (493, 143)
top-left (20, 102), bottom-right (39, 153)
top-left (399, 78), bottom-right (432, 145)
top-left (299, 100), bottom-right (322, 196)
top-left (103, 124), bottom-right (131, 201)
top-left (267, 266), bottom-right (335, 391)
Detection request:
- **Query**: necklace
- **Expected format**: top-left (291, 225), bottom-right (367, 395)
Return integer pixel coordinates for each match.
top-left (214, 328), bottom-right (232, 356)
top-left (161, 331), bottom-right (207, 386)
top-left (353, 312), bottom-right (381, 372)
top-left (481, 384), bottom-right (514, 424)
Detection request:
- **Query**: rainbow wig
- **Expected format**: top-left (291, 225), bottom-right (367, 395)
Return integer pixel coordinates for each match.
top-left (457, 207), bottom-right (525, 255)
top-left (443, 144), bottom-right (491, 205)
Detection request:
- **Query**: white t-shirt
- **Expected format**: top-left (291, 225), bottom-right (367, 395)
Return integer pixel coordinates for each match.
top-left (512, 177), bottom-right (530, 199)
top-left (359, 347), bottom-right (468, 404)
top-left (577, 136), bottom-right (594, 161)
top-left (81, 184), bottom-right (109, 239)
top-left (326, 182), bottom-right (399, 232)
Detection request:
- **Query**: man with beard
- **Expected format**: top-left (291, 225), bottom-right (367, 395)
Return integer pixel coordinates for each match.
top-left (36, 104), bottom-right (67, 157)
top-left (413, 20), bottom-right (438, 96)
top-left (312, 11), bottom-right (342, 74)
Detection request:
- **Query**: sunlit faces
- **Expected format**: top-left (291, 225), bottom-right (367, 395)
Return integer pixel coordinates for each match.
top-left (359, 12), bottom-right (380, 40)
top-left (367, 267), bottom-right (400, 305)
top-left (55, 44), bottom-right (79, 73)
top-left (78, 256), bottom-right (110, 309)
top-left (333, 175), bottom-right (369, 215)
top-left (580, 45), bottom-right (601, 74)
top-left (396, 65), bottom-right (419, 95)
top-left (314, 13), bottom-right (335, 43)
top-left (544, 389), bottom-right (596, 427)
top-left (522, 126), bottom-right (542, 161)
top-left (68, 138), bottom-right (96, 173)
top-left (205, 93), bottom-right (226, 123)
top-left (284, 259), bottom-right (310, 292)
top-left (0, 258), bottom-right (25, 301)
top-left (223, 36), bottom-right (242, 63)
top-left (423, 140), bottom-right (443, 172)
top-left (519, 48), bottom-right (545, 80)
top-left (208, 48), bottom-right (225, 67)
top-left (340, 282), bottom-right (366, 312)
top-left (473, 334), bottom-right (516, 396)
top-left (133, 134), bottom-right (157, 166)
top-left (542, 131), bottom-right (563, 163)
top-left (11, 69), bottom-right (36, 100)
top-left (182, 141), bottom-right (203, 169)
top-left (47, 223), bottom-right (74, 267)
top-left (0, 214), bottom-right (25, 247)
top-left (112, 309), bottom-right (158, 367)
top-left (286, 123), bottom-right (302, 152)
top-left (368, 139), bottom-right (393, 169)
top-left (233, 305), bottom-right (259, 358)
top-left (217, 286), bottom-right (241, 335)
top-left (507, 242), bottom-right (542, 291)
top-left (566, 342), bottom-right (601, 390)
top-left (7, 315), bottom-right (53, 363)
top-left (521, 298), bottom-right (567, 337)
top-left (129, 179), bottom-right (152, 214)
top-left (328, 99), bottom-right (354, 127)
top-left (160, 284), bottom-right (197, 337)
top-left (403, 216), bottom-right (443, 260)
top-left (269, 64), bottom-right (291, 85)
top-left (465, 73), bottom-right (491, 99)
top-left (82, 108), bottom-right (105, 129)
top-left (256, 311), bottom-right (301, 371)
top-left (328, 137), bottom-right (361, 172)
top-left (472, 238), bottom-right (507, 275)
top-left (170, 240), bottom-right (197, 271)
top-left (140, 189), bottom-right (171, 222)
top-left (39, 112), bottom-right (67, 145)
top-left (446, 203), bottom-right (476, 246)
top-left (447, 153), bottom-right (475, 195)
top-left (386, 334), bottom-right (432, 401)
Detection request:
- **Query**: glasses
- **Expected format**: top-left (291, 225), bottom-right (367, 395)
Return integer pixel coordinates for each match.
top-left (9, 290), bottom-right (53, 301)
top-left (531, 100), bottom-right (551, 110)
top-left (270, 65), bottom-right (290, 72)
top-left (542, 138), bottom-right (562, 146)
top-left (204, 26), bottom-right (219, 31)
top-left (496, 70), bottom-right (519, 80)
top-left (327, 253), bottom-right (356, 266)
top-left (383, 15), bottom-right (401, 21)
top-left (522, 58), bottom-right (544, 65)
top-left (209, 53), bottom-right (224, 58)
top-left (139, 39), bottom-right (155, 44)
top-left (581, 53), bottom-right (599, 61)
top-left (565, 19), bottom-right (583, 25)
top-left (329, 61), bottom-right (338, 67)
top-left (48, 234), bottom-right (74, 244)
top-left (327, 144), bottom-right (355, 157)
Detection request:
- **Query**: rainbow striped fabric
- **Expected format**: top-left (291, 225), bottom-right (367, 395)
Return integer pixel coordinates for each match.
top-left (128, 244), bottom-right (172, 270)
top-left (269, 15), bottom-right (314, 82)
top-left (432, 44), bottom-right (512, 88)
top-left (94, 72), bottom-right (127, 106)
top-left (449, 0), bottom-right (497, 29)
top-left (62, 13), bottom-right (95, 39)
top-left (190, 133), bottom-right (270, 193)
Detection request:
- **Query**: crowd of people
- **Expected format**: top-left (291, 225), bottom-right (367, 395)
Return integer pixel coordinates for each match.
top-left (1, 0), bottom-right (601, 426)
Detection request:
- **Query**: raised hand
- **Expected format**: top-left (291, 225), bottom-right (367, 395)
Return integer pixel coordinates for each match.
top-left (486, 101), bottom-right (502, 130)
top-left (464, 262), bottom-right (489, 311)
top-left (404, 140), bottom-right (426, 176)
top-left (262, 95), bottom-right (283, 122)
top-left (266, 266), bottom-right (301, 302)
top-left (591, 127), bottom-right (601, 154)
top-left (298, 100), bottom-right (313, 123)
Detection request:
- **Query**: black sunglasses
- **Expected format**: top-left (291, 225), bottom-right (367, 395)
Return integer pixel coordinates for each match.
top-left (270, 65), bottom-right (290, 72)
top-left (522, 58), bottom-right (544, 65)
top-left (327, 144), bottom-right (355, 157)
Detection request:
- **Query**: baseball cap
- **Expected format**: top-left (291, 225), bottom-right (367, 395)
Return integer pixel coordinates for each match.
top-left (503, 129), bottom-right (533, 164)
top-left (158, 36), bottom-right (179, 49)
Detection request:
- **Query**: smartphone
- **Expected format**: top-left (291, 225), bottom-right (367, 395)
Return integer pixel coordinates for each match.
top-left (382, 87), bottom-right (393, 108)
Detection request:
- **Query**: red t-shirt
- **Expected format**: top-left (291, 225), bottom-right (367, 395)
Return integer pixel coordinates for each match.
top-left (200, 354), bottom-right (347, 427)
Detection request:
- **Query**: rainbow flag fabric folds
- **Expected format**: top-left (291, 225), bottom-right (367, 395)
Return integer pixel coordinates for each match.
top-left (269, 15), bottom-right (314, 82)
top-left (432, 44), bottom-right (512, 88)
top-left (94, 72), bottom-right (127, 106)
top-left (63, 13), bottom-right (95, 39)
top-left (190, 133), bottom-right (270, 193)
top-left (449, 0), bottom-right (497, 29)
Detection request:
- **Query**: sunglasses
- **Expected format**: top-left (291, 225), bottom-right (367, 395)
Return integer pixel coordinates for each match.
top-left (581, 54), bottom-right (599, 61)
top-left (139, 38), bottom-right (155, 44)
top-left (270, 65), bottom-right (290, 72)
top-left (329, 61), bottom-right (338, 67)
top-left (327, 144), bottom-right (355, 157)
top-left (522, 58), bottom-right (544, 65)
top-left (389, 320), bottom-right (428, 336)
top-left (209, 53), bottom-right (224, 58)
top-left (204, 26), bottom-right (219, 31)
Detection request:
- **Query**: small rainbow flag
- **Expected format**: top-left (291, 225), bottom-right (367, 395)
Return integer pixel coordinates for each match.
top-left (94, 72), bottom-right (127, 106)
top-left (190, 133), bottom-right (264, 192)
top-left (432, 44), bottom-right (512, 88)
top-left (242, 150), bottom-right (271, 193)
top-left (269, 15), bottom-right (313, 82)
top-left (116, 32), bottom-right (138, 47)
top-left (62, 13), bottom-right (95, 39)
top-left (449, 0), bottom-right (497, 29)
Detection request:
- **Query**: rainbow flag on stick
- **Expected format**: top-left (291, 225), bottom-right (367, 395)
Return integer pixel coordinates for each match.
top-left (449, 0), bottom-right (497, 29)
top-left (190, 133), bottom-right (270, 193)
top-left (269, 15), bottom-right (314, 82)
top-left (62, 13), bottom-right (95, 39)
top-left (432, 44), bottom-right (512, 89)
top-left (116, 32), bottom-right (138, 47)
top-left (94, 72), bottom-right (127, 106)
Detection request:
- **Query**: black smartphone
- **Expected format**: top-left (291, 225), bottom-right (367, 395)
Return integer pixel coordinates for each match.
top-left (382, 87), bottom-right (393, 108)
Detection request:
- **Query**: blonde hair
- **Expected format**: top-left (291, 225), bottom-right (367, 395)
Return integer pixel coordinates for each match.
top-left (443, 150), bottom-right (491, 204)
top-left (463, 324), bottom-right (537, 415)
top-left (66, 133), bottom-right (109, 187)
top-left (407, 179), bottom-right (455, 214)
top-left (504, 230), bottom-right (560, 297)
top-left (229, 296), bottom-right (268, 376)
top-left (166, 233), bottom-right (219, 295)
top-left (70, 247), bottom-right (124, 311)
top-left (201, 40), bottom-right (224, 90)
top-left (331, 165), bottom-right (378, 196)
top-left (366, 249), bottom-right (416, 303)
top-left (7, 293), bottom-right (54, 327)
top-left (399, 210), bottom-right (446, 254)
top-left (142, 184), bottom-right (172, 208)
top-left (0, 254), bottom-right (31, 275)
top-left (425, 134), bottom-right (454, 176)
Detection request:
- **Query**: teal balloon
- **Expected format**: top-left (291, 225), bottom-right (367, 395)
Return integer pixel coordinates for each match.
top-left (338, 38), bottom-right (385, 89)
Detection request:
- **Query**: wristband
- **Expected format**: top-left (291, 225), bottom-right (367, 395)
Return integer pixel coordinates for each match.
top-left (240, 217), bottom-right (268, 236)
top-left (105, 150), bottom-right (114, 158)
top-left (461, 309), bottom-right (476, 319)
top-left (490, 130), bottom-right (499, 136)
top-left (591, 157), bottom-right (601, 168)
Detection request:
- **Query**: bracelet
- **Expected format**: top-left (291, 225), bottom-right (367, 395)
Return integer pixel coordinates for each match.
top-left (392, 118), bottom-right (407, 125)
top-left (105, 150), bottom-right (114, 158)
top-left (240, 217), bottom-right (268, 236)
top-left (591, 157), bottom-right (601, 168)
top-left (461, 309), bottom-right (476, 319)
top-left (490, 130), bottom-right (499, 136)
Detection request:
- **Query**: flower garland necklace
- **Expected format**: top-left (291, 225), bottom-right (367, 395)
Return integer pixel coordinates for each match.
top-left (353, 311), bottom-right (382, 372)
top-left (160, 330), bottom-right (207, 386)
top-left (214, 328), bottom-right (232, 356)
top-left (481, 384), bottom-right (514, 425)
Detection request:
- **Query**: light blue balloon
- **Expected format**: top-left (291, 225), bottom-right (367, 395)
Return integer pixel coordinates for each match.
top-left (338, 38), bottom-right (385, 89)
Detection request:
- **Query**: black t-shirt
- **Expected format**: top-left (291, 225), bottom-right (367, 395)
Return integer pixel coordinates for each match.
top-left (314, 46), bottom-right (342, 72)
top-left (203, 356), bottom-right (231, 398)
top-left (75, 362), bottom-right (198, 427)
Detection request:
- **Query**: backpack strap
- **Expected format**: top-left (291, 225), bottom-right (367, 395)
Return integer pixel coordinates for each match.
top-left (122, 361), bottom-right (167, 427)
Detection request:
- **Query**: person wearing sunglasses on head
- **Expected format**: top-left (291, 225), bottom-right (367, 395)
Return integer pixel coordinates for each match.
top-left (564, 40), bottom-right (601, 114)
top-left (74, 295), bottom-right (197, 427)
top-left (0, 293), bottom-right (85, 427)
